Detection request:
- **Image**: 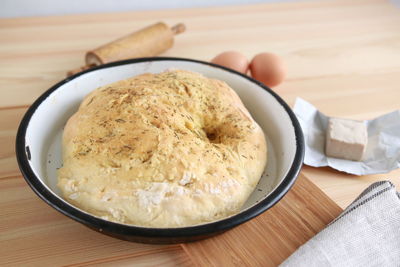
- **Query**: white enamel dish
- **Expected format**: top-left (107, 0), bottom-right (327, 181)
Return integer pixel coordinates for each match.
top-left (16, 57), bottom-right (304, 243)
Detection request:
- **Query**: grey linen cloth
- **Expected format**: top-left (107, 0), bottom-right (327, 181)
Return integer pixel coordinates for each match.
top-left (281, 181), bottom-right (400, 266)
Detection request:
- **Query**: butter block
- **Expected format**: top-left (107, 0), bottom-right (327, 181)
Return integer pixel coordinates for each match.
top-left (325, 118), bottom-right (368, 161)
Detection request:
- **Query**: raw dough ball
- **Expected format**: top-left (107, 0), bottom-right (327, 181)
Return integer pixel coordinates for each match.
top-left (58, 70), bottom-right (267, 227)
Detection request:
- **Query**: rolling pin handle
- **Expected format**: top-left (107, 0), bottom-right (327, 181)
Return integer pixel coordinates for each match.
top-left (171, 23), bottom-right (186, 35)
top-left (66, 64), bottom-right (95, 77)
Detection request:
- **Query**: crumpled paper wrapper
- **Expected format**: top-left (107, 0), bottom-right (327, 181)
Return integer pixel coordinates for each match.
top-left (293, 98), bottom-right (400, 175)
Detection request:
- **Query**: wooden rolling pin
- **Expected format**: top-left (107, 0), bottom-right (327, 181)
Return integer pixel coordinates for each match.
top-left (67, 22), bottom-right (185, 76)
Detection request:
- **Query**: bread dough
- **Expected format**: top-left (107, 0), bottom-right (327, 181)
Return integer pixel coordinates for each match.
top-left (58, 70), bottom-right (267, 227)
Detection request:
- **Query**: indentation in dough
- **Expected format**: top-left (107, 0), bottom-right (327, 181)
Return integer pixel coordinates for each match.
top-left (206, 130), bottom-right (218, 143)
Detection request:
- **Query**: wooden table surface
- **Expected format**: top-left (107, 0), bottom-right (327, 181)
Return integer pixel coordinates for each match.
top-left (1, 0), bottom-right (400, 265)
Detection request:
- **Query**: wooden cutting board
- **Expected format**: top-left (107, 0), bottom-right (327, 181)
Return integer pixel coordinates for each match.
top-left (182, 174), bottom-right (342, 266)
top-left (2, 0), bottom-right (400, 265)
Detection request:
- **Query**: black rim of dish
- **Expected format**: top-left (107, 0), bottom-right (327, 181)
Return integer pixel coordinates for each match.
top-left (16, 57), bottom-right (305, 238)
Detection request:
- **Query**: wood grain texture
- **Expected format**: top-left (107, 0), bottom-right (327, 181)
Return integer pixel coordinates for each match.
top-left (182, 174), bottom-right (342, 267)
top-left (0, 177), bottom-right (193, 267)
top-left (1, 0), bottom-right (400, 108)
top-left (0, 107), bottom-right (27, 179)
top-left (64, 247), bottom-right (191, 267)
top-left (302, 165), bottom-right (400, 209)
top-left (1, 0), bottom-right (400, 265)
top-left (0, 0), bottom-right (398, 207)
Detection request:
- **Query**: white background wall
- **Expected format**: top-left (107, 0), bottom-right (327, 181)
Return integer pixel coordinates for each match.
top-left (1, 0), bottom-right (399, 18)
top-left (0, 0), bottom-right (306, 18)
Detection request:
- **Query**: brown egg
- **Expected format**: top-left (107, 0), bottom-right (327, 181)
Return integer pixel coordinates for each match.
top-left (250, 53), bottom-right (286, 87)
top-left (211, 51), bottom-right (249, 74)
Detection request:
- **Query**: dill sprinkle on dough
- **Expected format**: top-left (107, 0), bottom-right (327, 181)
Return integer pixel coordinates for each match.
top-left (57, 70), bottom-right (267, 227)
